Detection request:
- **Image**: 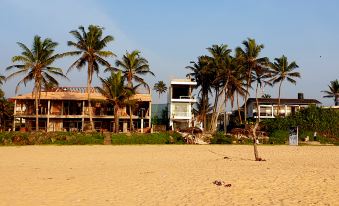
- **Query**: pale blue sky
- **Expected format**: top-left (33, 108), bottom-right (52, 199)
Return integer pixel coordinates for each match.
top-left (0, 0), bottom-right (338, 106)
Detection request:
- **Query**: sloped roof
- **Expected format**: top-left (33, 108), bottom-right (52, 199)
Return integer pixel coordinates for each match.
top-left (247, 98), bottom-right (321, 105)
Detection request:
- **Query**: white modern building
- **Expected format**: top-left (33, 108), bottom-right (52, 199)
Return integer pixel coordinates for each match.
top-left (246, 94), bottom-right (321, 119)
top-left (168, 78), bottom-right (197, 130)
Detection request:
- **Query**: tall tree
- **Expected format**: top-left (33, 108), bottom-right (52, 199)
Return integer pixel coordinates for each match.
top-left (322, 79), bottom-right (339, 106)
top-left (186, 56), bottom-right (212, 130)
top-left (236, 38), bottom-right (268, 123)
top-left (65, 25), bottom-right (115, 131)
top-left (269, 55), bottom-right (300, 115)
top-left (0, 89), bottom-right (13, 131)
top-left (6, 35), bottom-right (67, 131)
top-left (206, 44), bottom-right (232, 132)
top-left (97, 71), bottom-right (132, 133)
top-left (107, 50), bottom-right (154, 131)
top-left (153, 81), bottom-right (167, 99)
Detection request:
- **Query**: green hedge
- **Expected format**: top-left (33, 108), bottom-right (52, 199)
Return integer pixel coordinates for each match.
top-left (261, 106), bottom-right (339, 142)
top-left (111, 132), bottom-right (184, 144)
top-left (0, 131), bottom-right (184, 145)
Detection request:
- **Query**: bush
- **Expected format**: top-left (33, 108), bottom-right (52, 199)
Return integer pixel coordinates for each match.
top-left (210, 132), bottom-right (233, 144)
top-left (0, 132), bottom-right (104, 145)
top-left (110, 132), bottom-right (184, 144)
top-left (261, 106), bottom-right (339, 143)
top-left (269, 130), bottom-right (288, 144)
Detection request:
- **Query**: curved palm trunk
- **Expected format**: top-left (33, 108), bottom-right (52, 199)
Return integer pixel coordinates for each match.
top-left (277, 81), bottom-right (283, 116)
top-left (210, 81), bottom-right (228, 133)
top-left (114, 104), bottom-right (119, 133)
top-left (224, 92), bottom-right (228, 135)
top-left (129, 104), bottom-right (133, 132)
top-left (244, 72), bottom-right (251, 124)
top-left (253, 82), bottom-right (261, 161)
top-left (203, 93), bottom-right (207, 131)
top-left (236, 91), bottom-right (243, 124)
top-left (35, 86), bottom-right (39, 131)
top-left (87, 62), bottom-right (94, 131)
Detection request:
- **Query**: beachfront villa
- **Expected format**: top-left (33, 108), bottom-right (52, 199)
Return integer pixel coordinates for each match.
top-left (246, 93), bottom-right (321, 119)
top-left (10, 87), bottom-right (152, 132)
top-left (168, 78), bottom-right (197, 130)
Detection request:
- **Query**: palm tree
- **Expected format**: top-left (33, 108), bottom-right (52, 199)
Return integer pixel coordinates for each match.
top-left (0, 74), bottom-right (5, 85)
top-left (322, 79), bottom-right (339, 106)
top-left (6, 35), bottom-right (67, 131)
top-left (107, 50), bottom-right (154, 131)
top-left (97, 71), bottom-right (132, 133)
top-left (269, 55), bottom-right (300, 115)
top-left (65, 25), bottom-right (115, 131)
top-left (153, 81), bottom-right (167, 99)
top-left (206, 44), bottom-right (232, 132)
top-left (236, 38), bottom-right (269, 123)
top-left (186, 56), bottom-right (212, 130)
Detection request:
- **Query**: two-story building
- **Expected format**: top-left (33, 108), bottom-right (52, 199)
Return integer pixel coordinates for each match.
top-left (10, 87), bottom-right (152, 132)
top-left (246, 93), bottom-right (321, 119)
top-left (168, 78), bottom-right (197, 130)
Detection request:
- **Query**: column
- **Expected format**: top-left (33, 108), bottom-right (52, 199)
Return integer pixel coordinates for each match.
top-left (81, 100), bottom-right (85, 131)
top-left (12, 100), bottom-right (17, 131)
top-left (47, 100), bottom-right (50, 132)
top-left (148, 102), bottom-right (152, 128)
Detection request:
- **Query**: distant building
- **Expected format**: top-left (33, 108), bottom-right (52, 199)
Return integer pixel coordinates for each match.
top-left (10, 87), bottom-right (152, 132)
top-left (168, 78), bottom-right (197, 130)
top-left (246, 93), bottom-right (321, 119)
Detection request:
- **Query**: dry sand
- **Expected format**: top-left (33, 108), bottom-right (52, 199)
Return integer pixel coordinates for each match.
top-left (0, 145), bottom-right (338, 206)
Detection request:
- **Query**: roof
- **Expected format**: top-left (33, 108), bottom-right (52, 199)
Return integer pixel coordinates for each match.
top-left (171, 78), bottom-right (197, 85)
top-left (10, 87), bottom-right (151, 102)
top-left (247, 98), bottom-right (321, 105)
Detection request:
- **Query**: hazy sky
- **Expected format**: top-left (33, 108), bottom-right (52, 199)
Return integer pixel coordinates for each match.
top-left (0, 0), bottom-right (338, 107)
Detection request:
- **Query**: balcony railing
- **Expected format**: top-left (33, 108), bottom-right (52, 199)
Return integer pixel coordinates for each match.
top-left (172, 112), bottom-right (190, 117)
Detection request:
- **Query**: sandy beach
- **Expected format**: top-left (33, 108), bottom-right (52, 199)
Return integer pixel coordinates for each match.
top-left (0, 145), bottom-right (338, 206)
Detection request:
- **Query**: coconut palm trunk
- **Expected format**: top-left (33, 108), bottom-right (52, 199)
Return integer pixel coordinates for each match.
top-left (34, 84), bottom-right (39, 131)
top-left (129, 104), bottom-right (133, 131)
top-left (244, 70), bottom-right (251, 124)
top-left (114, 104), bottom-right (119, 133)
top-left (87, 61), bottom-right (94, 131)
top-left (253, 81), bottom-right (261, 161)
top-left (236, 91), bottom-right (243, 124)
top-left (277, 80), bottom-right (283, 116)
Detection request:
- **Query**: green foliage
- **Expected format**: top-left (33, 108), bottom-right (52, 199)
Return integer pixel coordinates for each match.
top-left (0, 132), bottom-right (103, 145)
top-left (262, 106), bottom-right (339, 136)
top-left (210, 132), bottom-right (233, 144)
top-left (269, 130), bottom-right (288, 144)
top-left (261, 106), bottom-right (339, 144)
top-left (111, 132), bottom-right (184, 144)
top-left (0, 131), bottom-right (184, 145)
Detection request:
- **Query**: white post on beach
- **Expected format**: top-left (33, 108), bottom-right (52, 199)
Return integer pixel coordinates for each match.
top-left (289, 126), bottom-right (298, 146)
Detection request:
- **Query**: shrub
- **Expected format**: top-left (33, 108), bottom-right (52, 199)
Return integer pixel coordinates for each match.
top-left (268, 130), bottom-right (288, 144)
top-left (210, 132), bottom-right (233, 144)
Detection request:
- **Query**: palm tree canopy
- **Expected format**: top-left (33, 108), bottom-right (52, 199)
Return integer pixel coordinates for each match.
top-left (322, 79), bottom-right (339, 97)
top-left (0, 74), bottom-right (5, 85)
top-left (6, 35), bottom-right (67, 94)
top-left (322, 79), bottom-right (339, 105)
top-left (106, 50), bottom-right (154, 90)
top-left (269, 55), bottom-right (300, 85)
top-left (96, 71), bottom-right (132, 106)
top-left (153, 81), bottom-right (167, 96)
top-left (65, 25), bottom-right (115, 78)
top-left (186, 55), bottom-right (213, 96)
top-left (236, 38), bottom-right (269, 74)
top-left (206, 44), bottom-right (232, 89)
